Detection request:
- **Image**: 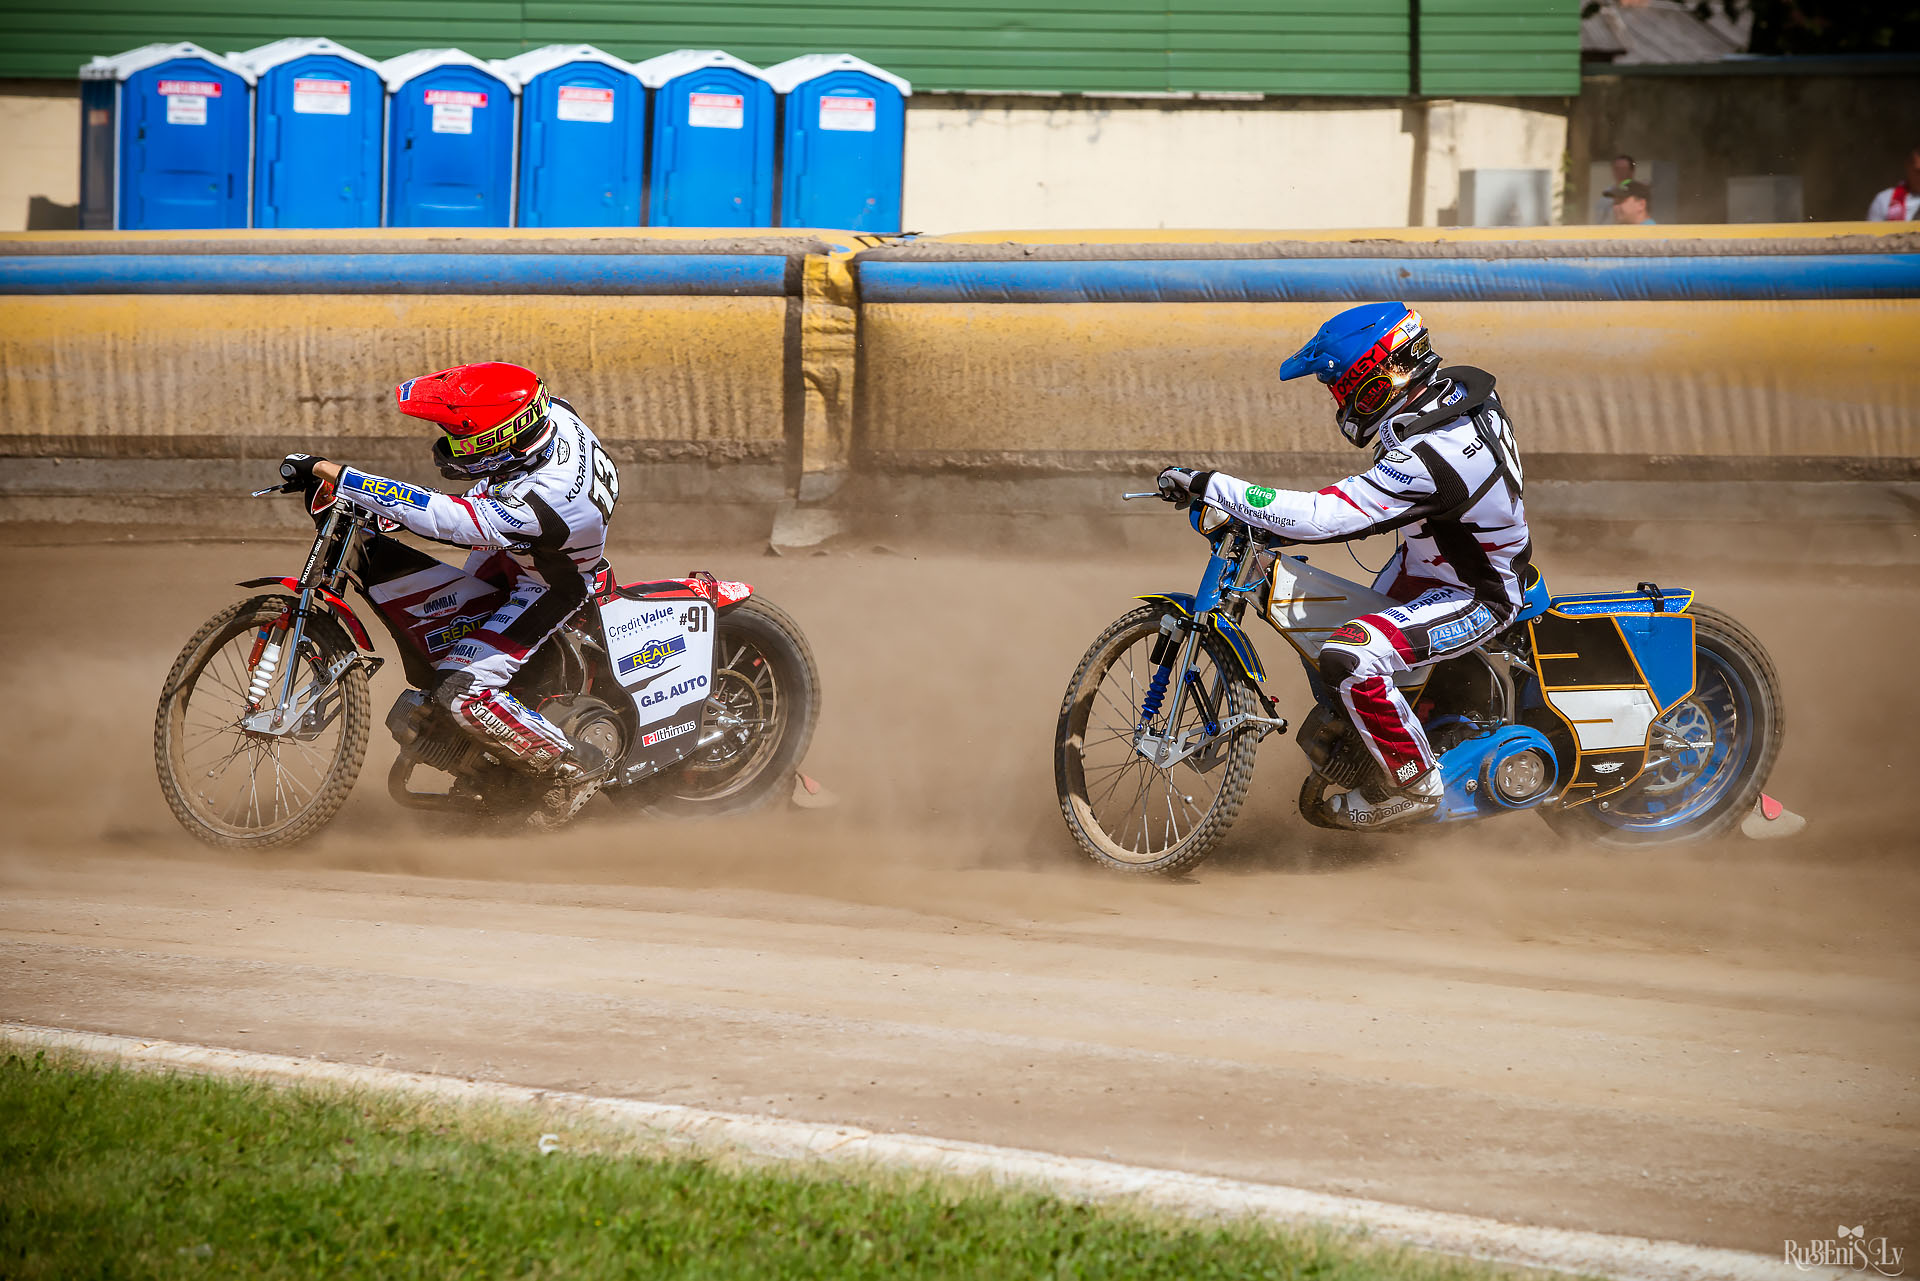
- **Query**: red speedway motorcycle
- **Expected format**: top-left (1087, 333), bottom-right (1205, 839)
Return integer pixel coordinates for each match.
top-left (154, 480), bottom-right (820, 848)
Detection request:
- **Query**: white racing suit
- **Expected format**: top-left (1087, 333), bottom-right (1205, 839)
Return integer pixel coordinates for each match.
top-left (335, 401), bottom-right (618, 771)
top-left (1201, 368), bottom-right (1530, 790)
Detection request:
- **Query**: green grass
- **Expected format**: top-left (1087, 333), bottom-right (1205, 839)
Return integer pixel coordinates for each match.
top-left (1, 1046), bottom-right (1534, 1281)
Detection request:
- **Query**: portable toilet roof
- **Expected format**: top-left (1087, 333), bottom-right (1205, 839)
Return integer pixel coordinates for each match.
top-left (80, 41), bottom-right (255, 86)
top-left (230, 37), bottom-right (383, 78)
top-left (763, 53), bottom-right (910, 96)
top-left (631, 49), bottom-right (772, 90)
top-left (498, 43), bottom-right (642, 83)
top-left (381, 48), bottom-right (520, 94)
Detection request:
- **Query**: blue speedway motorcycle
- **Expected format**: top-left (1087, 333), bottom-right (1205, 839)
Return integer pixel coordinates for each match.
top-left (1053, 492), bottom-right (1791, 875)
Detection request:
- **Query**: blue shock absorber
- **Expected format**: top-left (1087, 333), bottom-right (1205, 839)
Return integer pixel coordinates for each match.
top-left (1139, 665), bottom-right (1172, 726)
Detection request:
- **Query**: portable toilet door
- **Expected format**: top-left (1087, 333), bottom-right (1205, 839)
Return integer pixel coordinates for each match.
top-left (237, 38), bottom-right (383, 228)
top-left (766, 55), bottom-right (909, 233)
top-left (78, 42), bottom-right (253, 229)
top-left (382, 50), bottom-right (518, 227)
top-left (79, 72), bottom-right (119, 229)
top-left (636, 51), bottom-right (775, 227)
top-left (502, 45), bottom-right (645, 228)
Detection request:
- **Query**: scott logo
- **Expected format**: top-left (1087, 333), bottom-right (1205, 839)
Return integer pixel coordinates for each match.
top-left (617, 635), bottom-right (686, 676)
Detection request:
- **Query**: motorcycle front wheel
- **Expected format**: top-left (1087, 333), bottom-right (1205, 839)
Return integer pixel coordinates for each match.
top-left (1543, 603), bottom-right (1783, 846)
top-left (154, 595), bottom-right (370, 849)
top-left (1055, 605), bottom-right (1260, 876)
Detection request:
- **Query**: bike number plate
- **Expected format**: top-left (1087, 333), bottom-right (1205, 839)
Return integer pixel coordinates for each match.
top-left (598, 594), bottom-right (718, 769)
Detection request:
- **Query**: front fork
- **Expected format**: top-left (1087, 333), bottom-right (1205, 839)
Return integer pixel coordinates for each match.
top-left (1135, 542), bottom-right (1283, 769)
top-left (1139, 615), bottom-right (1271, 770)
top-left (244, 509), bottom-right (365, 734)
top-left (1141, 620), bottom-right (1205, 731)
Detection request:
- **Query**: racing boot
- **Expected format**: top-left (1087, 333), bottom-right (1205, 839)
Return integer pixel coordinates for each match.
top-left (531, 740), bottom-right (614, 829)
top-left (1326, 767), bottom-right (1443, 829)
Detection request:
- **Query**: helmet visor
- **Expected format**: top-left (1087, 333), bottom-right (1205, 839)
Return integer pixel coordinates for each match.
top-left (443, 386), bottom-right (549, 459)
top-left (1334, 332), bottom-right (1431, 420)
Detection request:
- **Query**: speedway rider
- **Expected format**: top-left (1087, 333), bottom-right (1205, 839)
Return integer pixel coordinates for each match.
top-left (1156, 303), bottom-right (1531, 829)
top-left (280, 362), bottom-right (618, 807)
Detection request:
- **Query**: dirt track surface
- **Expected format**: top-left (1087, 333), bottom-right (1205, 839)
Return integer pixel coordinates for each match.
top-left (2, 528), bottom-right (1917, 1255)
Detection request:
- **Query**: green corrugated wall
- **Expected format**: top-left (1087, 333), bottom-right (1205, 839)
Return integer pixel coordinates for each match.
top-left (4, 0), bottom-right (1575, 95)
top-left (1419, 0), bottom-right (1580, 96)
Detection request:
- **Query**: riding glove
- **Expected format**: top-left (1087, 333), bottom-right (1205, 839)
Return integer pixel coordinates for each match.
top-left (1155, 466), bottom-right (1214, 506)
top-left (279, 453), bottom-right (324, 492)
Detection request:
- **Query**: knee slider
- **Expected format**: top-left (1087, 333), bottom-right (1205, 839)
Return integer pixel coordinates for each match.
top-left (432, 670), bottom-right (476, 713)
top-left (1317, 642), bottom-right (1362, 689)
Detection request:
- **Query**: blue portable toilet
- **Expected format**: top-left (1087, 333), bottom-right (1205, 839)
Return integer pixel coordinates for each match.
top-left (78, 42), bottom-right (254, 230)
top-left (502, 45), bottom-right (645, 228)
top-left (382, 49), bottom-right (519, 227)
top-left (235, 38), bottom-right (384, 228)
top-left (766, 54), bottom-right (910, 233)
top-left (636, 50), bottom-right (775, 227)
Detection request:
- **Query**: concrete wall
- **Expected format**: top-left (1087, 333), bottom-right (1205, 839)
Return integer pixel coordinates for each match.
top-left (902, 96), bottom-right (1571, 232)
top-left (0, 229), bottom-right (867, 534)
top-left (4, 226), bottom-right (1914, 555)
top-left (856, 295), bottom-right (1920, 475)
top-left (1572, 69), bottom-right (1920, 225)
top-left (0, 82), bottom-right (79, 231)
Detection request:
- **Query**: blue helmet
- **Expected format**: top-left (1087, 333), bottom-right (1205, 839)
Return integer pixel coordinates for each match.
top-left (1279, 302), bottom-right (1441, 448)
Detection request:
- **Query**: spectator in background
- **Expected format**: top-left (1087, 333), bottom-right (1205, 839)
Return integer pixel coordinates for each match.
top-left (1867, 146), bottom-right (1919, 221)
top-left (1606, 178), bottom-right (1656, 225)
top-left (1595, 154), bottom-right (1635, 223)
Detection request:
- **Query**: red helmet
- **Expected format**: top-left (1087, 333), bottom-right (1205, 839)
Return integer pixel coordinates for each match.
top-left (395, 362), bottom-right (556, 481)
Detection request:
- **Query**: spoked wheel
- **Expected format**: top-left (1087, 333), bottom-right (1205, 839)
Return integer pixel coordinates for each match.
top-left (643, 596), bottom-right (819, 818)
top-left (154, 595), bottom-right (370, 849)
top-left (1544, 604), bottom-right (1782, 846)
top-left (1055, 606), bottom-right (1260, 875)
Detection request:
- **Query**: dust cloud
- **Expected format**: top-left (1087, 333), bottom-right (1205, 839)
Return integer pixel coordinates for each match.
top-left (1, 523), bottom-right (1916, 1249)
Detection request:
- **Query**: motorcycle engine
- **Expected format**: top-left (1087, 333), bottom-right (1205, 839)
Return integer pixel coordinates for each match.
top-left (385, 690), bottom-right (491, 778)
top-left (1296, 704), bottom-right (1375, 789)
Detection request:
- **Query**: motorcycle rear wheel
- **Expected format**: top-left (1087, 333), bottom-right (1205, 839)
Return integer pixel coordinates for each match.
top-left (637, 595), bottom-right (820, 819)
top-left (154, 595), bottom-right (370, 849)
top-left (1055, 606), bottom-right (1260, 876)
top-left (1542, 603), bottom-right (1782, 846)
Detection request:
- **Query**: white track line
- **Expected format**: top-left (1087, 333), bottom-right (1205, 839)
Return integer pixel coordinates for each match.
top-left (5, 1023), bottom-right (1828, 1281)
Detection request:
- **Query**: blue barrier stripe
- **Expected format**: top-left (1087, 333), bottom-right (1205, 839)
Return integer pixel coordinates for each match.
top-left (856, 255), bottom-right (1920, 303)
top-left (0, 254), bottom-right (793, 296)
